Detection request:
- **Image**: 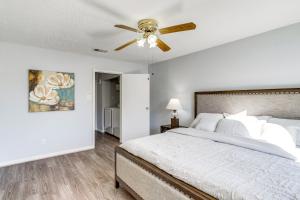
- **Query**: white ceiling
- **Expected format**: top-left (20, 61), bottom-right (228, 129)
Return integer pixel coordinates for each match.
top-left (0, 0), bottom-right (300, 64)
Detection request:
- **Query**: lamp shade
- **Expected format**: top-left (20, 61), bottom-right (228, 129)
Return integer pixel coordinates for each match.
top-left (166, 98), bottom-right (182, 110)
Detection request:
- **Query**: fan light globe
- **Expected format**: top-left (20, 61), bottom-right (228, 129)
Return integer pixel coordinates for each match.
top-left (148, 34), bottom-right (157, 43)
top-left (149, 42), bottom-right (157, 48)
top-left (137, 38), bottom-right (146, 47)
top-left (147, 34), bottom-right (157, 48)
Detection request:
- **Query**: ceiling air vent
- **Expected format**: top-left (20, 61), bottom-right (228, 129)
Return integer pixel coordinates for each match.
top-left (93, 48), bottom-right (108, 53)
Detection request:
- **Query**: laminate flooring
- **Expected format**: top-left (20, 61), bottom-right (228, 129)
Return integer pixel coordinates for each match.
top-left (0, 133), bottom-right (134, 200)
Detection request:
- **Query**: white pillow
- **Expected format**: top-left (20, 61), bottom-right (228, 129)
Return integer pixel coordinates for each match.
top-left (225, 111), bottom-right (271, 122)
top-left (251, 116), bottom-right (272, 121)
top-left (216, 117), bottom-right (265, 139)
top-left (216, 119), bottom-right (250, 137)
top-left (268, 118), bottom-right (300, 146)
top-left (224, 110), bottom-right (247, 120)
top-left (195, 118), bottom-right (221, 132)
top-left (261, 123), bottom-right (296, 150)
top-left (288, 127), bottom-right (300, 147)
top-left (190, 113), bottom-right (223, 132)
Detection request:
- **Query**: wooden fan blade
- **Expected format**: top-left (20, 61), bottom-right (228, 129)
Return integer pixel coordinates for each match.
top-left (114, 24), bottom-right (138, 32)
top-left (159, 22), bottom-right (196, 35)
top-left (114, 39), bottom-right (137, 51)
top-left (156, 38), bottom-right (171, 52)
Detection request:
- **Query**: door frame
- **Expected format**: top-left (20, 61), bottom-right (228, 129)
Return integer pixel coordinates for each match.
top-left (92, 68), bottom-right (123, 147)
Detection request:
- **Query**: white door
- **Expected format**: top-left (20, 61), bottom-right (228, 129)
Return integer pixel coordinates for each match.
top-left (121, 74), bottom-right (150, 143)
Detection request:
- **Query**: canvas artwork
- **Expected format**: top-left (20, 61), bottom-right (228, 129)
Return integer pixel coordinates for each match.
top-left (29, 70), bottom-right (75, 112)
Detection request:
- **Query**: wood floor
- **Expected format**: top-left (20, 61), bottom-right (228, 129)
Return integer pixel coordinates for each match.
top-left (0, 133), bottom-right (134, 200)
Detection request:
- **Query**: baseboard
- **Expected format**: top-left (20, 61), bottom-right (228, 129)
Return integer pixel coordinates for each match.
top-left (95, 129), bottom-right (105, 133)
top-left (0, 145), bottom-right (94, 168)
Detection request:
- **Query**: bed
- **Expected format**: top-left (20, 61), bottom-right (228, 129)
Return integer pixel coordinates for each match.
top-left (115, 88), bottom-right (300, 200)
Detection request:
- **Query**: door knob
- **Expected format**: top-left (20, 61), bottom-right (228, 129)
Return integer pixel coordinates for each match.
top-left (146, 107), bottom-right (149, 110)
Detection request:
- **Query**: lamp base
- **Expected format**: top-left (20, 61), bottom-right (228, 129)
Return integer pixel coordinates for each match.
top-left (171, 117), bottom-right (179, 128)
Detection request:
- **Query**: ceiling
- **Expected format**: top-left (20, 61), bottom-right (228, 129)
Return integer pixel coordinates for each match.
top-left (0, 0), bottom-right (300, 64)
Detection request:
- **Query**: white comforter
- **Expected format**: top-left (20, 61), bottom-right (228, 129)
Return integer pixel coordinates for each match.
top-left (120, 128), bottom-right (300, 200)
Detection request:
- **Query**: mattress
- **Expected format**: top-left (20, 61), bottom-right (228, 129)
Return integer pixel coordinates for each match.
top-left (120, 128), bottom-right (300, 200)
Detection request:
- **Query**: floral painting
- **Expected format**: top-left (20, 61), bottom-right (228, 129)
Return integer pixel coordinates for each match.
top-left (28, 70), bottom-right (75, 112)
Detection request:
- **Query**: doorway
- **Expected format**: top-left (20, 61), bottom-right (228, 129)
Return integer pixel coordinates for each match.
top-left (93, 70), bottom-right (150, 145)
top-left (95, 72), bottom-right (121, 141)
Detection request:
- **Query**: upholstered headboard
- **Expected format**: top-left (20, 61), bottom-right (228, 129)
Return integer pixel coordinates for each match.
top-left (194, 88), bottom-right (300, 119)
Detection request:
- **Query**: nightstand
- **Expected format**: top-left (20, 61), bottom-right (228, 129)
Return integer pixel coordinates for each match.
top-left (160, 125), bottom-right (187, 133)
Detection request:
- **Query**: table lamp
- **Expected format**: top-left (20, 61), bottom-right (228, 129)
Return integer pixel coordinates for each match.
top-left (166, 98), bottom-right (182, 128)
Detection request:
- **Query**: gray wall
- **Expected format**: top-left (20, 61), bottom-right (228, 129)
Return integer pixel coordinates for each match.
top-left (0, 41), bottom-right (147, 166)
top-left (149, 23), bottom-right (300, 133)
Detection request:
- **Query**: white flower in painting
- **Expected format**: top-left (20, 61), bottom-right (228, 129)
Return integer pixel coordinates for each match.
top-left (47, 73), bottom-right (74, 89)
top-left (30, 85), bottom-right (60, 105)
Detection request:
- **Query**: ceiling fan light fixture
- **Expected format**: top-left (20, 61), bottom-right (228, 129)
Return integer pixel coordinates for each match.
top-left (114, 19), bottom-right (196, 52)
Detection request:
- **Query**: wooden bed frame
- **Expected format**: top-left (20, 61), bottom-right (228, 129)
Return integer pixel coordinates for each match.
top-left (115, 87), bottom-right (300, 200)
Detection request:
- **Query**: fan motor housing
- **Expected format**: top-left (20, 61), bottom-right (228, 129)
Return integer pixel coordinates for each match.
top-left (138, 19), bottom-right (158, 34)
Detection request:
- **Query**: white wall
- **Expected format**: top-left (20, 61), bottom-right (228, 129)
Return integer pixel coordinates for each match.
top-left (149, 23), bottom-right (300, 133)
top-left (0, 42), bottom-right (147, 166)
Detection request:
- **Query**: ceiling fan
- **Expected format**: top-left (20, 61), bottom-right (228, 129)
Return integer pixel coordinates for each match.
top-left (114, 19), bottom-right (196, 52)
